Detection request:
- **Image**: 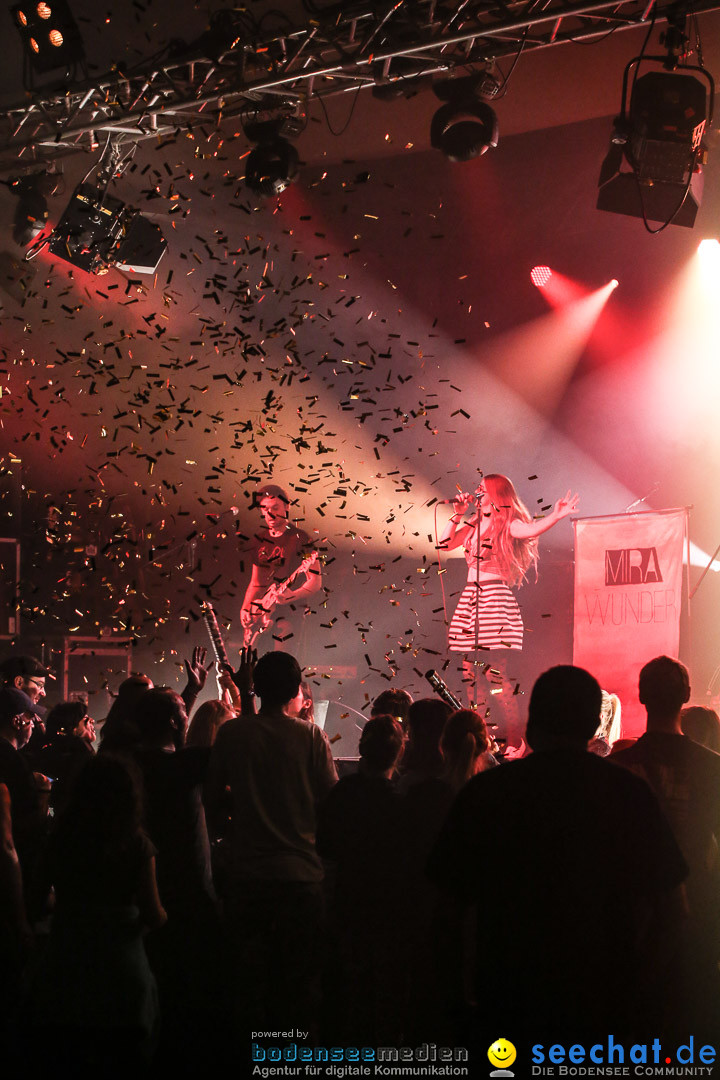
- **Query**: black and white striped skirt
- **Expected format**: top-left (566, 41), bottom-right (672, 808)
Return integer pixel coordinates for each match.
top-left (448, 580), bottom-right (523, 652)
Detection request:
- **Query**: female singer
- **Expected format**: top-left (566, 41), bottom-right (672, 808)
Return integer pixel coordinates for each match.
top-left (440, 474), bottom-right (578, 700)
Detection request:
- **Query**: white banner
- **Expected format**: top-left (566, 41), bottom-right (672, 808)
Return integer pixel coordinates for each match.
top-left (573, 509), bottom-right (687, 737)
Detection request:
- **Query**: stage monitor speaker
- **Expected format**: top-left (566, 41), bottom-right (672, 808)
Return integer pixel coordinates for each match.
top-left (62, 635), bottom-right (133, 711)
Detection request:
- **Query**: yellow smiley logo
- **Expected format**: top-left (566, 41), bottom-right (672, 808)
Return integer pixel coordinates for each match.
top-left (488, 1039), bottom-right (517, 1069)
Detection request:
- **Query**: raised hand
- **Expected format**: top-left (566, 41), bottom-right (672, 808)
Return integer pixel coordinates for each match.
top-left (554, 491), bottom-right (579, 519)
top-left (231, 647), bottom-right (257, 691)
top-left (230, 647), bottom-right (258, 714)
top-left (218, 667), bottom-right (241, 711)
top-left (184, 646), bottom-right (211, 694)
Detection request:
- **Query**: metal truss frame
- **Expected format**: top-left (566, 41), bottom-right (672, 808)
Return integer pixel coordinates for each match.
top-left (0, 0), bottom-right (718, 175)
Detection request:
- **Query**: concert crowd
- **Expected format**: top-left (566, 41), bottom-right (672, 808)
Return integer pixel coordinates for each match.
top-left (0, 646), bottom-right (719, 1071)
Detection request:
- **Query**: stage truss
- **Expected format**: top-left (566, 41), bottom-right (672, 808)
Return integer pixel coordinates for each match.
top-left (0, 0), bottom-right (718, 175)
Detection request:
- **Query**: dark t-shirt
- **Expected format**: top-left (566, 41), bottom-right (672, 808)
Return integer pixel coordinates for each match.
top-left (0, 736), bottom-right (42, 871)
top-left (317, 772), bottom-right (406, 912)
top-left (613, 733), bottom-right (720, 916)
top-left (207, 711), bottom-right (337, 883)
top-left (247, 526), bottom-right (311, 588)
top-left (48, 828), bottom-right (156, 911)
top-left (429, 749), bottom-right (686, 903)
top-left (133, 746), bottom-right (215, 914)
top-left (31, 736), bottom-right (94, 816)
top-left (34, 828), bottom-right (159, 1036)
top-left (427, 748), bottom-right (687, 1034)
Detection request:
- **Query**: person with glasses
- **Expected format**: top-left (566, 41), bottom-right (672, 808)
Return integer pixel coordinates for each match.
top-left (1, 656), bottom-right (53, 763)
top-left (0, 655), bottom-right (50, 706)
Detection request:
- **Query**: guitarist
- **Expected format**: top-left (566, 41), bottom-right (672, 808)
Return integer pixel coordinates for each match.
top-left (240, 484), bottom-right (322, 649)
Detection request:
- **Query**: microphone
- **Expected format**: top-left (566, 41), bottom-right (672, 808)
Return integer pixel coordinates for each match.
top-left (436, 493), bottom-right (479, 506)
top-left (425, 670), bottom-right (463, 711)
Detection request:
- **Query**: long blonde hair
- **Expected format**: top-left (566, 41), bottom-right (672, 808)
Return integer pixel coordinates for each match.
top-left (186, 699), bottom-right (235, 748)
top-left (474, 474), bottom-right (538, 587)
top-left (441, 709), bottom-right (491, 792)
top-left (596, 691), bottom-right (622, 745)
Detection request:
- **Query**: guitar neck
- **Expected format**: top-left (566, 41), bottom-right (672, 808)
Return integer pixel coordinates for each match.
top-left (275, 552), bottom-right (319, 598)
top-left (202, 602), bottom-right (230, 668)
top-left (274, 561), bottom-right (306, 598)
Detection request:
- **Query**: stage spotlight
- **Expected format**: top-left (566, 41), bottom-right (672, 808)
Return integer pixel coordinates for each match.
top-left (430, 75), bottom-right (499, 162)
top-left (47, 184), bottom-right (166, 274)
top-left (9, 171), bottom-right (60, 245)
top-left (114, 214), bottom-right (169, 275)
top-left (244, 137), bottom-right (299, 197)
top-left (597, 67), bottom-right (712, 229)
top-left (610, 278), bottom-right (619, 289)
top-left (240, 100), bottom-right (305, 198)
top-left (11, 1), bottom-right (84, 74)
top-left (630, 72), bottom-right (707, 183)
top-left (531, 266), bottom-right (553, 288)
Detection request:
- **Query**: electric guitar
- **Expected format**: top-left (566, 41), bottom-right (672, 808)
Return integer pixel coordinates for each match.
top-left (201, 601), bottom-right (230, 695)
top-left (242, 551), bottom-right (319, 647)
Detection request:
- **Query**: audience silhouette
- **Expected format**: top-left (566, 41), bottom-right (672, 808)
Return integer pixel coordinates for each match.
top-left (3, 646), bottom-right (717, 1067)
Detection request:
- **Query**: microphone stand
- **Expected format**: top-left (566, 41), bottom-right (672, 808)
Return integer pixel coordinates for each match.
top-left (473, 504), bottom-right (481, 710)
top-left (624, 482), bottom-right (659, 513)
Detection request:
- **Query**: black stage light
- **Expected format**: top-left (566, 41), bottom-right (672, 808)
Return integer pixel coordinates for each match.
top-left (597, 67), bottom-right (712, 229)
top-left (11, 1), bottom-right (84, 74)
top-left (596, 159), bottom-right (703, 228)
top-left (430, 75), bottom-right (499, 162)
top-left (48, 184), bottom-right (167, 275)
top-left (245, 137), bottom-right (299, 197)
top-left (9, 172), bottom-right (53, 245)
top-left (114, 213), bottom-right (168, 275)
top-left (629, 71), bottom-right (706, 182)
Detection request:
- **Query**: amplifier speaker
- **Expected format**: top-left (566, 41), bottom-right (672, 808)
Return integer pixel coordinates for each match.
top-left (61, 635), bottom-right (133, 711)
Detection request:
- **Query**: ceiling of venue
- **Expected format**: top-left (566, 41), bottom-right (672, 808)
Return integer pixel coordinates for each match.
top-left (1, 0), bottom-right (719, 171)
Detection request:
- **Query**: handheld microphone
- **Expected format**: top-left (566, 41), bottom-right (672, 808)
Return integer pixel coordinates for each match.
top-left (436, 493), bottom-right (479, 506)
